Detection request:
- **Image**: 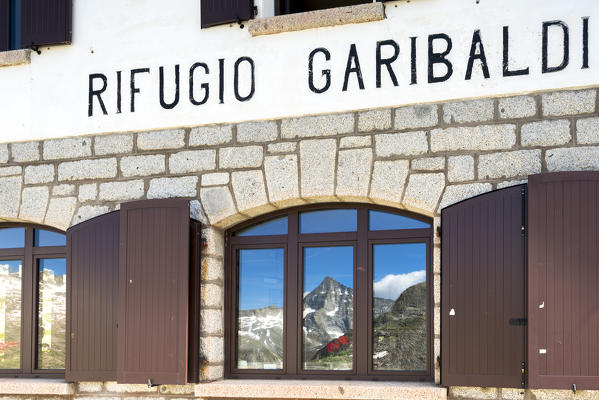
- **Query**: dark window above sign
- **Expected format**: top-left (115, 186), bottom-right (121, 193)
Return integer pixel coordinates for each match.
top-left (200, 0), bottom-right (376, 29)
top-left (277, 0), bottom-right (372, 15)
top-left (0, 0), bottom-right (72, 52)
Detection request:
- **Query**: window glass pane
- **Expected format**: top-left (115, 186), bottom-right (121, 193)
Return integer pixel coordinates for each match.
top-left (303, 246), bottom-right (353, 371)
top-left (372, 243), bottom-right (427, 371)
top-left (299, 210), bottom-right (357, 234)
top-left (34, 230), bottom-right (66, 247)
top-left (0, 228), bottom-right (25, 249)
top-left (37, 258), bottom-right (66, 370)
top-left (237, 248), bottom-right (284, 370)
top-left (369, 210), bottom-right (431, 231)
top-left (291, 0), bottom-right (369, 13)
top-left (0, 260), bottom-right (22, 369)
top-left (235, 217), bottom-right (288, 237)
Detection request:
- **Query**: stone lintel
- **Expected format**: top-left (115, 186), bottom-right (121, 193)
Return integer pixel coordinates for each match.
top-left (0, 49), bottom-right (31, 68)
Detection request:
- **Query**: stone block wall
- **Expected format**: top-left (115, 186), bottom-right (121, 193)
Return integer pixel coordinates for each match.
top-left (0, 87), bottom-right (598, 397)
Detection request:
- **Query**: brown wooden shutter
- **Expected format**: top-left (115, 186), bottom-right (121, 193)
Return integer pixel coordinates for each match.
top-left (441, 185), bottom-right (527, 388)
top-left (117, 199), bottom-right (190, 385)
top-left (66, 211), bottom-right (120, 381)
top-left (0, 0), bottom-right (9, 51)
top-left (528, 172), bottom-right (599, 390)
top-left (20, 0), bottom-right (72, 48)
top-left (201, 0), bottom-right (253, 28)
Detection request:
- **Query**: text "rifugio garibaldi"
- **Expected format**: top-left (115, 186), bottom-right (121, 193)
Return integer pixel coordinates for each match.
top-left (88, 18), bottom-right (589, 116)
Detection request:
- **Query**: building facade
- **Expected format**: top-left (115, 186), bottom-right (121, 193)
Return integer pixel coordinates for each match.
top-left (0, 0), bottom-right (598, 399)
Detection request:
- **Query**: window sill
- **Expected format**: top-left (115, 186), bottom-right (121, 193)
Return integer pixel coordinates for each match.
top-left (0, 49), bottom-right (32, 68)
top-left (247, 3), bottom-right (385, 37)
top-left (0, 378), bottom-right (74, 395)
top-left (195, 379), bottom-right (446, 400)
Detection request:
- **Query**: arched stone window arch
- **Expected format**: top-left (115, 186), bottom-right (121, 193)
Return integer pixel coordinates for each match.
top-left (0, 223), bottom-right (66, 378)
top-left (225, 203), bottom-right (434, 380)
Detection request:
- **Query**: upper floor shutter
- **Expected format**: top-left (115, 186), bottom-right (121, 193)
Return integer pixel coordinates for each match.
top-left (201, 0), bottom-right (253, 28)
top-left (20, 0), bottom-right (72, 48)
top-left (0, 0), bottom-right (9, 51)
top-left (66, 211), bottom-right (120, 381)
top-left (441, 185), bottom-right (527, 388)
top-left (117, 199), bottom-right (191, 385)
top-left (528, 172), bottom-right (599, 390)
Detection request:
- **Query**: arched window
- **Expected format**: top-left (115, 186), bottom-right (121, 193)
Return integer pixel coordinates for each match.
top-left (0, 224), bottom-right (66, 378)
top-left (225, 204), bottom-right (433, 380)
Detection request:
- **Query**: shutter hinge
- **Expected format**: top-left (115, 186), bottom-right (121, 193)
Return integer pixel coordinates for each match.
top-left (436, 225), bottom-right (441, 238)
top-left (29, 45), bottom-right (41, 55)
top-left (521, 361), bottom-right (526, 388)
top-left (236, 17), bottom-right (245, 29)
top-left (521, 186), bottom-right (527, 237)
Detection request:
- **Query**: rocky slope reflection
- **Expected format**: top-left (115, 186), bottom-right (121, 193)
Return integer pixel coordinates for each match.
top-left (237, 276), bottom-right (425, 370)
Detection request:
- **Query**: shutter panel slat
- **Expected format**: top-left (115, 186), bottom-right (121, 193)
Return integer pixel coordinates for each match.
top-left (201, 0), bottom-right (253, 28)
top-left (441, 185), bottom-right (526, 388)
top-left (66, 211), bottom-right (119, 381)
top-left (528, 172), bottom-right (599, 389)
top-left (117, 199), bottom-right (190, 385)
top-left (20, 0), bottom-right (71, 48)
top-left (0, 0), bottom-right (9, 51)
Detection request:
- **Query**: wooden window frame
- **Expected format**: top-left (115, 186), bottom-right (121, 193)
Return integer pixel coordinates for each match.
top-left (225, 203), bottom-right (433, 380)
top-left (0, 223), bottom-right (66, 378)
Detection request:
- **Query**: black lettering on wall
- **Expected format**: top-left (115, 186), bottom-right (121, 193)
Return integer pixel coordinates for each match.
top-left (376, 39), bottom-right (400, 88)
top-left (308, 47), bottom-right (331, 94)
top-left (343, 44), bottom-right (365, 91)
top-left (234, 57), bottom-right (255, 102)
top-left (410, 36), bottom-right (417, 85)
top-left (465, 30), bottom-right (490, 80)
top-left (130, 68), bottom-right (150, 113)
top-left (88, 73), bottom-right (108, 117)
top-left (218, 58), bottom-right (225, 104)
top-left (428, 33), bottom-right (453, 83)
top-left (582, 17), bottom-right (589, 69)
top-left (502, 26), bottom-right (529, 77)
top-left (543, 20), bottom-right (569, 73)
top-left (189, 62), bottom-right (209, 106)
top-left (116, 71), bottom-right (122, 114)
top-left (159, 65), bottom-right (180, 109)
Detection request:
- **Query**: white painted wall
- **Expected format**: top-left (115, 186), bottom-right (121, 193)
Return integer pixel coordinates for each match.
top-left (0, 0), bottom-right (597, 142)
